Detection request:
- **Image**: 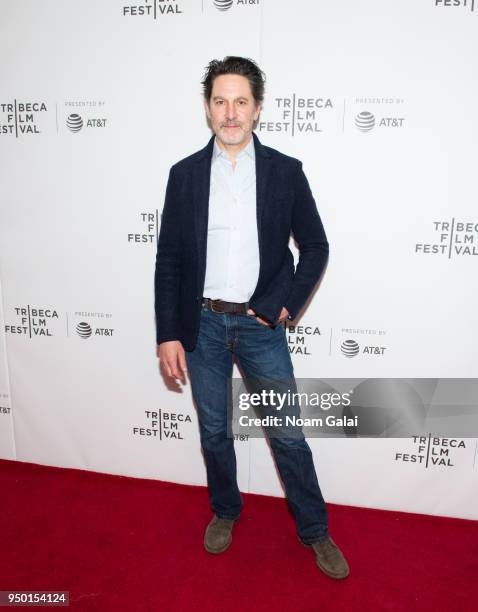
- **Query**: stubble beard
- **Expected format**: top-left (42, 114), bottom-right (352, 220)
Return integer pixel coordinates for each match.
top-left (216, 122), bottom-right (252, 147)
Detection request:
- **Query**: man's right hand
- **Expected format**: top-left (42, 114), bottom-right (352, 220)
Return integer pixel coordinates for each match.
top-left (157, 340), bottom-right (187, 382)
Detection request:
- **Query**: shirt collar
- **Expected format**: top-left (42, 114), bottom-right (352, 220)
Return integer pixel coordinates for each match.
top-left (212, 135), bottom-right (255, 163)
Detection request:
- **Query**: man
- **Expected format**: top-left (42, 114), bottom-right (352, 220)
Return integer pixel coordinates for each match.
top-left (155, 56), bottom-right (349, 579)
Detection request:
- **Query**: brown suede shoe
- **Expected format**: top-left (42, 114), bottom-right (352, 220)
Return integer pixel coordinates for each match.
top-left (204, 515), bottom-right (235, 554)
top-left (303, 536), bottom-right (350, 579)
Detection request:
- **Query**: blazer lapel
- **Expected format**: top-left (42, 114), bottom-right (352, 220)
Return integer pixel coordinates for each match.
top-left (193, 135), bottom-right (215, 288)
top-left (252, 131), bottom-right (272, 291)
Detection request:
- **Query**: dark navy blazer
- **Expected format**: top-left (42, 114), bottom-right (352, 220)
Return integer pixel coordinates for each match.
top-left (154, 132), bottom-right (329, 351)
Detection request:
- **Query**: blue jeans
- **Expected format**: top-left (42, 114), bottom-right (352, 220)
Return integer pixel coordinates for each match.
top-left (185, 304), bottom-right (329, 544)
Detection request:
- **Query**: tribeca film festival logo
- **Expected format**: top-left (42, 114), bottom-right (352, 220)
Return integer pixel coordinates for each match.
top-left (259, 95), bottom-right (336, 136)
top-left (434, 0), bottom-right (476, 13)
top-left (395, 435), bottom-right (468, 469)
top-left (0, 100), bottom-right (48, 137)
top-left (122, 0), bottom-right (183, 18)
top-left (62, 100), bottom-right (107, 134)
top-left (285, 323), bottom-right (322, 356)
top-left (340, 327), bottom-right (387, 358)
top-left (4, 306), bottom-right (61, 338)
top-left (70, 311), bottom-right (114, 339)
top-left (4, 307), bottom-right (114, 339)
top-left (133, 408), bottom-right (192, 440)
top-left (353, 98), bottom-right (405, 133)
top-left (415, 220), bottom-right (478, 257)
top-left (127, 211), bottom-right (160, 245)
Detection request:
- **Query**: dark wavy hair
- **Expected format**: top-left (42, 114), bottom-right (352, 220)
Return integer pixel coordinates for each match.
top-left (201, 56), bottom-right (265, 105)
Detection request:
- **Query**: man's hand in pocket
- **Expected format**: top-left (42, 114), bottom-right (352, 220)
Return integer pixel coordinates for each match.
top-left (247, 307), bottom-right (290, 326)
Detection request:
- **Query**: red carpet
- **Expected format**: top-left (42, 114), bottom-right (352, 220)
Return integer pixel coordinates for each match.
top-left (0, 458), bottom-right (477, 611)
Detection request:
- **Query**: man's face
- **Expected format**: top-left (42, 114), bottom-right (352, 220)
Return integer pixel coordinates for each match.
top-left (205, 74), bottom-right (261, 147)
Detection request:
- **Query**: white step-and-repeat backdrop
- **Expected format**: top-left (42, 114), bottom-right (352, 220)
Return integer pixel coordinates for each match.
top-left (1, 0), bottom-right (477, 520)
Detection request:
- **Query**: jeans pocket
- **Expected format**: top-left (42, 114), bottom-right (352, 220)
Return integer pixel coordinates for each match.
top-left (247, 313), bottom-right (272, 328)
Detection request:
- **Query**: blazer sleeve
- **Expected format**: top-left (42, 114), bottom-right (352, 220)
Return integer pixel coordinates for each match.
top-left (154, 166), bottom-right (182, 345)
top-left (283, 161), bottom-right (329, 319)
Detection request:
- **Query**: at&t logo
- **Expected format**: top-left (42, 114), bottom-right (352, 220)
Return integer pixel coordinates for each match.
top-left (76, 322), bottom-right (92, 338)
top-left (214, 0), bottom-right (233, 9)
top-left (341, 339), bottom-right (359, 358)
top-left (75, 321), bottom-right (114, 339)
top-left (66, 113), bottom-right (107, 132)
top-left (354, 110), bottom-right (404, 131)
top-left (213, 0), bottom-right (259, 10)
top-left (341, 339), bottom-right (386, 358)
top-left (355, 111), bottom-right (375, 132)
top-left (71, 311), bottom-right (114, 339)
top-left (352, 97), bottom-right (405, 132)
top-left (67, 114), bottom-right (83, 132)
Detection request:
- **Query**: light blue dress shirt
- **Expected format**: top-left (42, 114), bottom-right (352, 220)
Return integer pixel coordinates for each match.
top-left (203, 136), bottom-right (260, 303)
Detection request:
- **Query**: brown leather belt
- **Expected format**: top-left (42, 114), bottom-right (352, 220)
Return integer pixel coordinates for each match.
top-left (202, 297), bottom-right (249, 314)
